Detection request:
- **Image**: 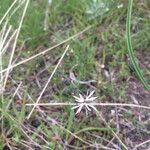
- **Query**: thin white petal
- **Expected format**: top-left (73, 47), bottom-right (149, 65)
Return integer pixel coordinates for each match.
top-left (73, 96), bottom-right (83, 103)
top-left (88, 105), bottom-right (98, 112)
top-left (86, 97), bottom-right (97, 101)
top-left (75, 105), bottom-right (83, 114)
top-left (85, 104), bottom-right (92, 111)
top-left (86, 90), bottom-right (95, 99)
top-left (79, 94), bottom-right (84, 102)
top-left (85, 108), bottom-right (88, 116)
top-left (73, 95), bottom-right (81, 100)
top-left (71, 105), bottom-right (80, 110)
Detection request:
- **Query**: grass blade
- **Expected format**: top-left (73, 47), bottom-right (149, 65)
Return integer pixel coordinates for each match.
top-left (126, 0), bottom-right (150, 92)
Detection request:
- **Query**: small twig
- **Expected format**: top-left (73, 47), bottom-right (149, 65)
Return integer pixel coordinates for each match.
top-left (35, 73), bottom-right (41, 89)
top-left (69, 64), bottom-right (96, 85)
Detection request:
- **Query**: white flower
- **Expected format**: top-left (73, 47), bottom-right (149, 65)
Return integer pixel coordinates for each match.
top-left (72, 91), bottom-right (98, 115)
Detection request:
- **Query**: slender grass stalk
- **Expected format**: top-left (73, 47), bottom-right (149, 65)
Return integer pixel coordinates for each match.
top-left (25, 102), bottom-right (150, 110)
top-left (0, 22), bottom-right (13, 138)
top-left (95, 111), bottom-right (128, 150)
top-left (135, 138), bottom-right (150, 149)
top-left (0, 0), bottom-right (18, 25)
top-left (27, 45), bottom-right (70, 119)
top-left (0, 26), bottom-right (92, 74)
top-left (3, 0), bottom-right (30, 89)
top-left (126, 0), bottom-right (150, 92)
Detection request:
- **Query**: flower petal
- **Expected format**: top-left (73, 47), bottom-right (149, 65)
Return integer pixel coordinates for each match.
top-left (71, 105), bottom-right (80, 110)
top-left (86, 97), bottom-right (97, 101)
top-left (73, 96), bottom-right (83, 103)
top-left (79, 94), bottom-right (85, 102)
top-left (88, 105), bottom-right (98, 112)
top-left (75, 105), bottom-right (83, 114)
top-left (85, 104), bottom-right (92, 111)
top-left (86, 90), bottom-right (95, 99)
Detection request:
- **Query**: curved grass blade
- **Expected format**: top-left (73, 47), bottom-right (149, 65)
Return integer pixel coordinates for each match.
top-left (126, 0), bottom-right (150, 92)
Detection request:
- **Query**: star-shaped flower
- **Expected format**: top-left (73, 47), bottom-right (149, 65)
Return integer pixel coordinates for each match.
top-left (72, 91), bottom-right (97, 115)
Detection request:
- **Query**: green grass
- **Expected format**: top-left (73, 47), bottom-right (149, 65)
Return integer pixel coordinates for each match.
top-left (126, 0), bottom-right (150, 92)
top-left (0, 0), bottom-right (150, 149)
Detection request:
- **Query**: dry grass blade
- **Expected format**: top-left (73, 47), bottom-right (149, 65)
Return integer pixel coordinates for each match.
top-left (0, 30), bottom-right (17, 56)
top-left (0, 0), bottom-right (18, 25)
top-left (95, 111), bottom-right (128, 150)
top-left (27, 45), bottom-right (70, 119)
top-left (0, 25), bottom-right (91, 74)
top-left (26, 102), bottom-right (150, 110)
top-left (3, 0), bottom-right (30, 89)
top-left (134, 139), bottom-right (150, 149)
